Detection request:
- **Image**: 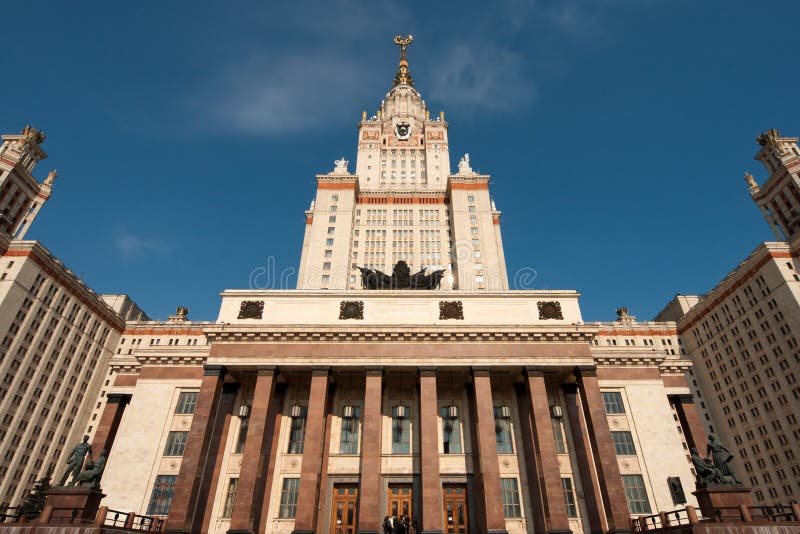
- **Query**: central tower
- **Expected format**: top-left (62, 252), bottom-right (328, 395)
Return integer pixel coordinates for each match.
top-left (297, 36), bottom-right (508, 291)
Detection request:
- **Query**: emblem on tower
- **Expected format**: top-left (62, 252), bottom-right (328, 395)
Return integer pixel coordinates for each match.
top-left (393, 34), bottom-right (414, 86)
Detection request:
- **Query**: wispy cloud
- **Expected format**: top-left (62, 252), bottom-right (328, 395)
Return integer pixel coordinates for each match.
top-left (188, 0), bottom-right (645, 135)
top-left (204, 52), bottom-right (371, 135)
top-left (115, 232), bottom-right (167, 259)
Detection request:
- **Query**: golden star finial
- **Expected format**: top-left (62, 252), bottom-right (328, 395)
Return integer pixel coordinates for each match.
top-left (393, 34), bottom-right (414, 86)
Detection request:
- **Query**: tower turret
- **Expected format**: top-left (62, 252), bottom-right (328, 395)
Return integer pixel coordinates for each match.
top-left (747, 129), bottom-right (800, 240)
top-left (0, 126), bottom-right (56, 238)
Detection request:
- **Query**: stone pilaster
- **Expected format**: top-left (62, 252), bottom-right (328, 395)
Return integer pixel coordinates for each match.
top-left (229, 367), bottom-right (277, 534)
top-left (166, 365), bottom-right (227, 534)
top-left (357, 367), bottom-right (383, 534)
top-left (575, 367), bottom-right (631, 534)
top-left (292, 367), bottom-right (330, 534)
top-left (419, 367), bottom-right (444, 534)
top-left (471, 368), bottom-right (507, 534)
top-left (92, 393), bottom-right (131, 456)
top-left (524, 368), bottom-right (571, 534)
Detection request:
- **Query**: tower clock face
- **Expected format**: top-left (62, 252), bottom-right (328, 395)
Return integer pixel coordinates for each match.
top-left (395, 122), bottom-right (411, 140)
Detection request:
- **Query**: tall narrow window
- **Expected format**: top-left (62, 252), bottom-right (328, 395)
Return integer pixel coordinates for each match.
top-left (175, 392), bottom-right (198, 414)
top-left (494, 406), bottom-right (514, 453)
top-left (500, 478), bottom-right (521, 518)
top-left (279, 478), bottom-right (300, 518)
top-left (163, 431), bottom-right (188, 456)
top-left (612, 431), bottom-right (636, 455)
top-left (392, 405), bottom-right (411, 454)
top-left (234, 418), bottom-right (248, 454)
top-left (288, 405), bottom-right (307, 454)
top-left (553, 419), bottom-right (567, 454)
top-left (221, 478), bottom-right (238, 518)
top-left (441, 406), bottom-right (462, 454)
top-left (146, 475), bottom-right (177, 516)
top-left (561, 478), bottom-right (578, 517)
top-left (602, 391), bottom-right (625, 414)
top-left (339, 406), bottom-right (361, 454)
top-left (622, 475), bottom-right (651, 514)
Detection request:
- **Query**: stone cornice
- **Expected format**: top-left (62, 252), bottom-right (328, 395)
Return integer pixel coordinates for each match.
top-left (4, 240), bottom-right (125, 331)
top-left (203, 325), bottom-right (597, 344)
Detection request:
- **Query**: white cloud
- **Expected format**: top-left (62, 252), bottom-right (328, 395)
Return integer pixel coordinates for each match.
top-left (115, 232), bottom-right (165, 259)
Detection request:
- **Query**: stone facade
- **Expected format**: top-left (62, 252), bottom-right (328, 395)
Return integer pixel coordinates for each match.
top-left (90, 39), bottom-right (707, 534)
top-left (0, 238), bottom-right (133, 507)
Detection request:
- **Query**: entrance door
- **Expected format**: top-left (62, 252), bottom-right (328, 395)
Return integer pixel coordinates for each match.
top-left (388, 484), bottom-right (413, 519)
top-left (442, 485), bottom-right (468, 534)
top-left (331, 485), bottom-right (358, 534)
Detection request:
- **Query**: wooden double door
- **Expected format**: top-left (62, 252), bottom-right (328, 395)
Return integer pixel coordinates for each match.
top-left (331, 485), bottom-right (358, 534)
top-left (443, 485), bottom-right (468, 534)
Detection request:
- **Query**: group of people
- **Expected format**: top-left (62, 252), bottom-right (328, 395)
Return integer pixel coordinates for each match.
top-left (383, 514), bottom-right (417, 534)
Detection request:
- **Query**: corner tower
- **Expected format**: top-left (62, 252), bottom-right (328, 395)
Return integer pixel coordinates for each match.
top-left (745, 128), bottom-right (800, 240)
top-left (298, 36), bottom-right (508, 291)
top-left (0, 126), bottom-right (56, 238)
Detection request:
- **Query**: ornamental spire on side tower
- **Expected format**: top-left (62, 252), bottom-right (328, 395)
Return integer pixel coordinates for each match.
top-left (393, 34), bottom-right (414, 86)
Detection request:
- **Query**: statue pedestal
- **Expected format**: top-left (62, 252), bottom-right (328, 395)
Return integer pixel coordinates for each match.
top-left (45, 486), bottom-right (105, 522)
top-left (693, 484), bottom-right (752, 519)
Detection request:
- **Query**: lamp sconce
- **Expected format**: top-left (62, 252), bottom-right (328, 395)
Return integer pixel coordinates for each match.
top-left (550, 404), bottom-right (563, 419)
top-left (238, 403), bottom-right (251, 419)
top-left (290, 404), bottom-right (306, 418)
top-left (446, 405), bottom-right (460, 419)
top-left (394, 405), bottom-right (407, 419)
top-left (342, 405), bottom-right (356, 419)
top-left (498, 405), bottom-right (511, 419)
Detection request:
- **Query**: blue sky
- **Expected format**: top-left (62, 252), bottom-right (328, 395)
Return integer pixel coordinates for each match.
top-left (2, 1), bottom-right (798, 322)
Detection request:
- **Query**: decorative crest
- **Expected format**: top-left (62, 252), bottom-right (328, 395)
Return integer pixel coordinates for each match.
top-left (744, 172), bottom-right (759, 191)
top-left (20, 125), bottom-right (46, 144)
top-left (393, 34), bottom-right (414, 86)
top-left (756, 128), bottom-right (780, 146)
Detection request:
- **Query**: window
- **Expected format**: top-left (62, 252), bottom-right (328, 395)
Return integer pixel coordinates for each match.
top-left (494, 406), bottom-right (514, 453)
top-left (561, 478), bottom-right (578, 517)
top-left (331, 195), bottom-right (339, 202)
top-left (279, 478), bottom-right (300, 518)
top-left (288, 406), bottom-right (307, 454)
top-left (146, 475), bottom-right (177, 516)
top-left (441, 407), bottom-right (462, 454)
top-left (612, 431), bottom-right (636, 455)
top-left (323, 262), bottom-right (331, 270)
top-left (602, 391), bottom-right (625, 414)
top-left (326, 238), bottom-right (334, 246)
top-left (321, 275), bottom-right (330, 284)
top-left (553, 419), bottom-right (567, 454)
top-left (622, 475), bottom-right (651, 514)
top-left (327, 227), bottom-right (335, 235)
top-left (163, 431), bottom-right (188, 456)
top-left (339, 406), bottom-right (360, 454)
top-left (468, 195), bottom-right (475, 203)
top-left (500, 478), bottom-right (521, 517)
top-left (324, 250), bottom-right (332, 258)
top-left (234, 418), bottom-right (248, 454)
top-left (468, 206), bottom-right (476, 213)
top-left (392, 405), bottom-right (411, 454)
top-left (175, 392), bottom-right (198, 414)
top-left (221, 478), bottom-right (238, 518)
top-left (328, 216), bottom-right (336, 223)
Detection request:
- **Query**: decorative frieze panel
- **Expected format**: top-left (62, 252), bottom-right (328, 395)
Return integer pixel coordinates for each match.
top-left (439, 301), bottom-right (464, 320)
top-left (238, 300), bottom-right (264, 319)
top-left (537, 301), bottom-right (563, 320)
top-left (339, 301), bottom-right (364, 320)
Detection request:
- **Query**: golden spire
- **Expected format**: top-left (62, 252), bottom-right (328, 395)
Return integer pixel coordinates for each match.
top-left (393, 34), bottom-right (414, 86)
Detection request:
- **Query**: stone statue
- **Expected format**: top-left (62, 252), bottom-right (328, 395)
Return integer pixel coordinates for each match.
top-left (458, 153), bottom-right (472, 174)
top-left (73, 450), bottom-right (107, 489)
top-left (707, 434), bottom-right (740, 483)
top-left (357, 261), bottom-right (445, 290)
top-left (691, 447), bottom-right (724, 485)
top-left (59, 435), bottom-right (92, 486)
